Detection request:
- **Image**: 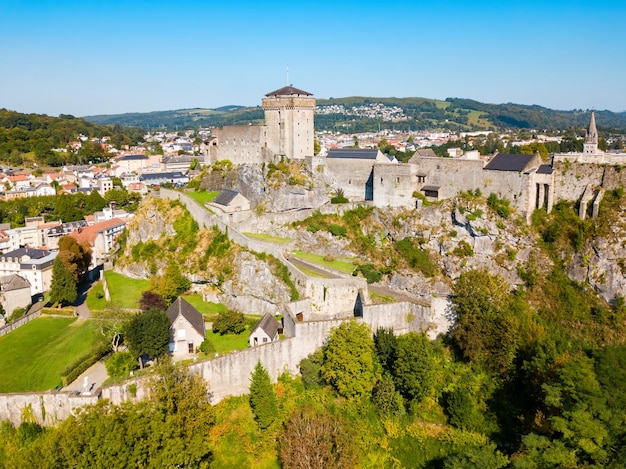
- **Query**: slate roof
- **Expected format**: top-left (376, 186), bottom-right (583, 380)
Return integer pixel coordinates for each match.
top-left (483, 153), bottom-right (535, 172)
top-left (414, 149), bottom-right (437, 158)
top-left (140, 172), bottom-right (186, 181)
top-left (166, 297), bottom-right (206, 337)
top-left (265, 85), bottom-right (312, 97)
top-left (250, 313), bottom-right (280, 338)
top-left (1, 247), bottom-right (50, 260)
top-left (213, 189), bottom-right (240, 206)
top-left (327, 149), bottom-right (380, 160)
top-left (537, 164), bottom-right (554, 175)
top-left (0, 274), bottom-right (30, 292)
top-left (117, 154), bottom-right (148, 161)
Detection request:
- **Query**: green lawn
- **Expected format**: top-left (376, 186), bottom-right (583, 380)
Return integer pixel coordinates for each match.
top-left (292, 250), bottom-right (356, 274)
top-left (187, 191), bottom-right (219, 205)
top-left (244, 233), bottom-right (293, 244)
top-left (86, 272), bottom-right (151, 311)
top-left (370, 290), bottom-right (397, 304)
top-left (0, 318), bottom-right (97, 392)
top-left (204, 331), bottom-right (251, 355)
top-left (182, 294), bottom-right (228, 320)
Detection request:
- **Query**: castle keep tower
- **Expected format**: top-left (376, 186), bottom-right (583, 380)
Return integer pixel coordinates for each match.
top-left (262, 85), bottom-right (315, 160)
top-left (584, 111), bottom-right (599, 154)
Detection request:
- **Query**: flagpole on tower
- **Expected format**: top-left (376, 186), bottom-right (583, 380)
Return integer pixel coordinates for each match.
top-left (286, 64), bottom-right (289, 85)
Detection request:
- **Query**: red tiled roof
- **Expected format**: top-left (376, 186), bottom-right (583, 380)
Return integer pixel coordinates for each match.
top-left (70, 218), bottom-right (126, 246)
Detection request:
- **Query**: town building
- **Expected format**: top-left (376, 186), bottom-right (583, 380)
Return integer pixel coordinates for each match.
top-left (166, 297), bottom-right (206, 361)
top-left (0, 274), bottom-right (32, 318)
top-left (0, 247), bottom-right (57, 296)
top-left (69, 218), bottom-right (127, 268)
top-left (249, 313), bottom-right (281, 347)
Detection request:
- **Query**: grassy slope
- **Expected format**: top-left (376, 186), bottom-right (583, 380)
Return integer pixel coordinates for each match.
top-left (187, 191), bottom-right (219, 205)
top-left (0, 318), bottom-right (97, 392)
top-left (292, 249), bottom-right (356, 274)
top-left (87, 271), bottom-right (150, 311)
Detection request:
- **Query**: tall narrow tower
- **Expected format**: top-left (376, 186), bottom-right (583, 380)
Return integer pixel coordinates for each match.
top-left (262, 85), bottom-right (315, 160)
top-left (584, 111), bottom-right (599, 154)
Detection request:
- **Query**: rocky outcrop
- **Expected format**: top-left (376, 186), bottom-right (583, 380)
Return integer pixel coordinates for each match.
top-left (570, 236), bottom-right (626, 304)
top-left (219, 251), bottom-right (292, 314)
top-left (201, 163), bottom-right (329, 212)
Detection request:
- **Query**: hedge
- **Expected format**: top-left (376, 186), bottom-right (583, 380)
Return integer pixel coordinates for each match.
top-left (60, 341), bottom-right (111, 387)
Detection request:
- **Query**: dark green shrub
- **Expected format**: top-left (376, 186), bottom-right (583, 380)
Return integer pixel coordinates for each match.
top-left (198, 339), bottom-right (216, 354)
top-left (105, 351), bottom-right (138, 379)
top-left (328, 224), bottom-right (347, 237)
top-left (487, 193), bottom-right (511, 219)
top-left (394, 238), bottom-right (437, 277)
top-left (355, 264), bottom-right (383, 284)
top-left (212, 311), bottom-right (246, 335)
top-left (453, 240), bottom-right (474, 257)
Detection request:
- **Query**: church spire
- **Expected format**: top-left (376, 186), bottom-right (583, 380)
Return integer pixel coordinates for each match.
top-left (586, 111), bottom-right (598, 145)
top-left (583, 111), bottom-right (600, 154)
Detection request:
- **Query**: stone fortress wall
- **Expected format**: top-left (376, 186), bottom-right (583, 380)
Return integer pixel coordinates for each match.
top-left (205, 124), bottom-right (270, 166)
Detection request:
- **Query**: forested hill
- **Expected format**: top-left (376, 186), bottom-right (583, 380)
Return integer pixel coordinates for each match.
top-left (84, 97), bottom-right (626, 133)
top-left (85, 106), bottom-right (265, 130)
top-left (0, 109), bottom-right (144, 166)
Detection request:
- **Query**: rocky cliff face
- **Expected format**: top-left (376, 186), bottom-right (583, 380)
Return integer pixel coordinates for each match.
top-left (115, 196), bottom-right (293, 312)
top-left (218, 251), bottom-right (291, 314)
top-left (200, 163), bottom-right (329, 212)
top-left (569, 229), bottom-right (626, 305)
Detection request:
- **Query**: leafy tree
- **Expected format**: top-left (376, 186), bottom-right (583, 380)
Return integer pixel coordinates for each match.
top-left (149, 261), bottom-right (191, 304)
top-left (104, 187), bottom-right (130, 207)
top-left (452, 269), bottom-right (517, 372)
top-left (442, 444), bottom-right (509, 469)
top-left (374, 327), bottom-right (397, 374)
top-left (124, 308), bottom-right (170, 362)
top-left (313, 139), bottom-right (321, 156)
top-left (321, 321), bottom-right (376, 399)
top-left (54, 193), bottom-right (84, 222)
top-left (444, 384), bottom-right (481, 431)
top-left (105, 351), bottom-right (138, 378)
top-left (279, 405), bottom-right (357, 469)
top-left (57, 235), bottom-right (91, 283)
top-left (212, 310), bottom-right (246, 335)
top-left (138, 290), bottom-right (166, 312)
top-left (249, 361), bottom-right (278, 429)
top-left (300, 349), bottom-right (324, 389)
top-left (393, 332), bottom-right (438, 403)
top-left (85, 190), bottom-right (107, 213)
top-left (49, 257), bottom-right (77, 306)
top-left (372, 372), bottom-right (404, 417)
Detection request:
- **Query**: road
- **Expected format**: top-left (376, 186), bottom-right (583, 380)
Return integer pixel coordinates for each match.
top-left (62, 270), bottom-right (110, 392)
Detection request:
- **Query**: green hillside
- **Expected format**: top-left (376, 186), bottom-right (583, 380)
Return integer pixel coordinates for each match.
top-left (83, 96), bottom-right (626, 133)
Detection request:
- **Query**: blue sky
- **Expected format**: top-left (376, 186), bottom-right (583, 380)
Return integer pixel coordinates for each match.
top-left (1, 0), bottom-right (624, 117)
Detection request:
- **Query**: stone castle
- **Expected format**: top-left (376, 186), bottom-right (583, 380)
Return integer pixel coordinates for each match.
top-left (202, 87), bottom-right (626, 222)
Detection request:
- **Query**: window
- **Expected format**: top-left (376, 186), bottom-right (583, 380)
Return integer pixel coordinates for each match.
top-left (177, 329), bottom-right (186, 340)
top-left (188, 341), bottom-right (194, 354)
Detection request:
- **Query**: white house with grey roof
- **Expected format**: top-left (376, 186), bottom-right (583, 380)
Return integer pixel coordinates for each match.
top-left (166, 297), bottom-right (206, 361)
top-left (210, 190), bottom-right (250, 213)
top-left (249, 312), bottom-right (281, 347)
